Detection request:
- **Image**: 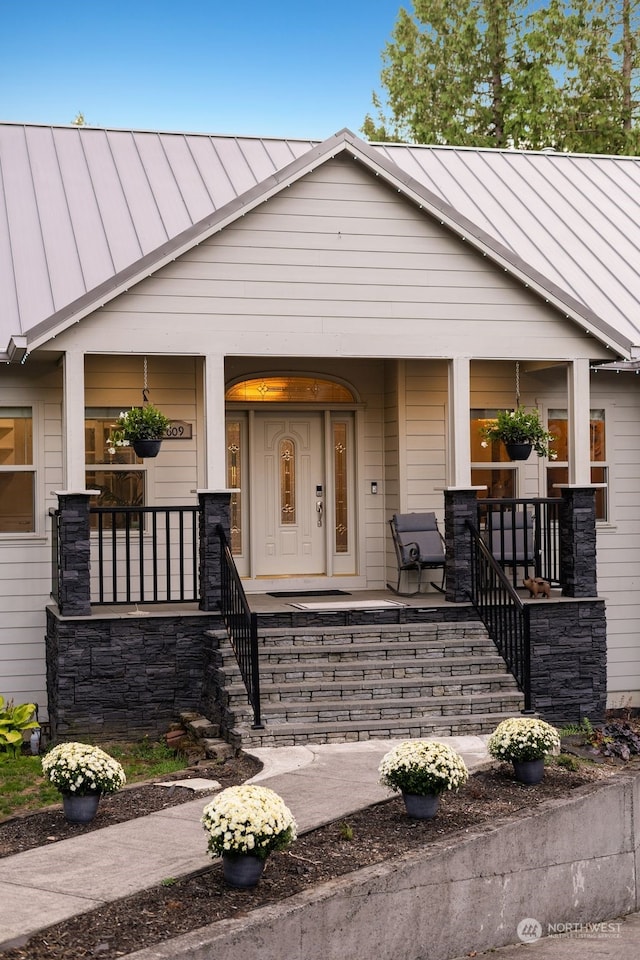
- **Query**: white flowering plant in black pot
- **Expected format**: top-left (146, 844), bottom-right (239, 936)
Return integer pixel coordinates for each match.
top-left (106, 404), bottom-right (170, 458)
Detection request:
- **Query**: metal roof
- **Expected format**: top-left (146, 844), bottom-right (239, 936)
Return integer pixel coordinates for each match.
top-left (1, 122), bottom-right (639, 360)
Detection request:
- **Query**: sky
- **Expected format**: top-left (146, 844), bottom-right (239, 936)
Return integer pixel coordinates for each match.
top-left (0, 0), bottom-right (404, 140)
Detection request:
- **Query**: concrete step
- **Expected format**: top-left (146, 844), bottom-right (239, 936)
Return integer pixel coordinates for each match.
top-left (230, 711), bottom-right (523, 748)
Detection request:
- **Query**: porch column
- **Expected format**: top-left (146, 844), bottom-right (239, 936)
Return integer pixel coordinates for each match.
top-left (203, 354), bottom-right (227, 489)
top-left (198, 490), bottom-right (233, 611)
top-left (54, 492), bottom-right (95, 616)
top-left (444, 488), bottom-right (480, 602)
top-left (447, 357), bottom-right (472, 488)
top-left (62, 350), bottom-right (87, 490)
top-left (567, 359), bottom-right (591, 485)
top-left (558, 486), bottom-right (598, 597)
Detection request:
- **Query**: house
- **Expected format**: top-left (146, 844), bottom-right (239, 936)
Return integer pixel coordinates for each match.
top-left (1, 122), bottom-right (639, 739)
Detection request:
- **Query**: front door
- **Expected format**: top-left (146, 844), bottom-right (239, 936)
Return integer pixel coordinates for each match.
top-left (252, 413), bottom-right (325, 576)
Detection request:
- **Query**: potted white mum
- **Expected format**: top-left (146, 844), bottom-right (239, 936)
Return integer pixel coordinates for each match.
top-left (41, 741), bottom-right (126, 823)
top-left (201, 784), bottom-right (297, 887)
top-left (379, 739), bottom-right (469, 819)
top-left (487, 717), bottom-right (561, 784)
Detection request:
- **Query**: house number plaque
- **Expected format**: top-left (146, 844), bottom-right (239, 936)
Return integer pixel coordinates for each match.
top-left (166, 420), bottom-right (193, 439)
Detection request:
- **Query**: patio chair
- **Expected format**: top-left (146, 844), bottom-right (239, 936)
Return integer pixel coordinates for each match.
top-left (389, 512), bottom-right (446, 596)
top-left (487, 510), bottom-right (535, 578)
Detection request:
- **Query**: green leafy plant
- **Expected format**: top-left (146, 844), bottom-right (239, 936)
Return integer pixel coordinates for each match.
top-left (106, 404), bottom-right (170, 452)
top-left (339, 821), bottom-right (354, 841)
top-left (480, 407), bottom-right (555, 458)
top-left (201, 785), bottom-right (297, 861)
top-left (0, 696), bottom-right (39, 756)
top-left (378, 740), bottom-right (469, 796)
top-left (41, 742), bottom-right (126, 796)
top-left (488, 717), bottom-right (561, 763)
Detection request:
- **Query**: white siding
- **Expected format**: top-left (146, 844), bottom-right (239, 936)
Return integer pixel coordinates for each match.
top-left (51, 156), bottom-right (609, 363)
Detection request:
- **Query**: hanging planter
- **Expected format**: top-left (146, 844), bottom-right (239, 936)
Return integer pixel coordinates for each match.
top-left (480, 407), bottom-right (555, 460)
top-left (106, 404), bottom-right (170, 459)
top-left (504, 441), bottom-right (533, 461)
top-left (132, 438), bottom-right (163, 459)
top-left (106, 358), bottom-right (170, 460)
top-left (479, 362), bottom-right (556, 461)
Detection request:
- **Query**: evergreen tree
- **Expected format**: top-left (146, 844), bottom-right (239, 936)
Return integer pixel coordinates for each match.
top-left (364, 0), bottom-right (640, 154)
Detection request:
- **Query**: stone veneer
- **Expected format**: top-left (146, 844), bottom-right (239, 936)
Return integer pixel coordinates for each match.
top-left (45, 607), bottom-right (222, 739)
top-left (528, 598), bottom-right (607, 723)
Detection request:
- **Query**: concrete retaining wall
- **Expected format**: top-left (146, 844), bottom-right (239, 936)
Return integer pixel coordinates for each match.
top-left (126, 772), bottom-right (640, 960)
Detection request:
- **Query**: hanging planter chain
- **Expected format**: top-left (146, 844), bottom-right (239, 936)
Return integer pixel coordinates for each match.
top-left (143, 356), bottom-right (150, 404)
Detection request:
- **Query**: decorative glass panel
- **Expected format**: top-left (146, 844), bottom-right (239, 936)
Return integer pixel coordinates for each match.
top-left (227, 377), bottom-right (354, 403)
top-left (333, 422), bottom-right (348, 552)
top-left (226, 420), bottom-right (242, 554)
top-left (280, 439), bottom-right (296, 524)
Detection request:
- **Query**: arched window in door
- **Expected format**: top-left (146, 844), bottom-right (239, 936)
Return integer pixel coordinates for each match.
top-left (226, 376), bottom-right (355, 403)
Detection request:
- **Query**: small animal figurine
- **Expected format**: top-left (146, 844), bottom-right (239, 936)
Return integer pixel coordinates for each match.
top-left (523, 577), bottom-right (551, 599)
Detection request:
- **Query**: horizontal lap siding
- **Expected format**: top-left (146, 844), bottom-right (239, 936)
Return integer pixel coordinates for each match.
top-left (0, 367), bottom-right (62, 716)
top-left (592, 377), bottom-right (640, 703)
top-left (76, 156), bottom-right (605, 363)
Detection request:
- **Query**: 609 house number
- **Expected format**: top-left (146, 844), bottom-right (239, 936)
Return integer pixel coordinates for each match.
top-left (166, 420), bottom-right (193, 439)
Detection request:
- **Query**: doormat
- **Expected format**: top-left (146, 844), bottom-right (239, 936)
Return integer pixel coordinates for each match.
top-left (289, 599), bottom-right (407, 611)
top-left (267, 590), bottom-right (351, 598)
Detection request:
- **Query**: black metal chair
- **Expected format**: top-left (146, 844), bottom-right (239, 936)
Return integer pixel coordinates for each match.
top-left (487, 509), bottom-right (535, 581)
top-left (389, 512), bottom-right (446, 596)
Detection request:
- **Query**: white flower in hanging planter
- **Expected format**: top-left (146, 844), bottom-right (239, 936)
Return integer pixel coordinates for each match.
top-left (106, 404), bottom-right (170, 454)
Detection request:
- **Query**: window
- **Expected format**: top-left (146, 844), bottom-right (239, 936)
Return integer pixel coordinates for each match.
top-left (546, 409), bottom-right (608, 520)
top-left (85, 410), bottom-right (145, 524)
top-left (0, 408), bottom-right (34, 533)
top-left (470, 409), bottom-right (517, 499)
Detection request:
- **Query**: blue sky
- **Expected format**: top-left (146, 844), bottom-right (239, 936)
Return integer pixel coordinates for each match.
top-left (0, 0), bottom-right (403, 139)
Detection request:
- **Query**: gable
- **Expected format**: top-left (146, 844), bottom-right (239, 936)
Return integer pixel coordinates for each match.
top-left (51, 156), bottom-right (611, 363)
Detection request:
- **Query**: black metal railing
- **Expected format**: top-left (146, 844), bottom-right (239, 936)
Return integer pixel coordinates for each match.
top-left (217, 524), bottom-right (263, 729)
top-left (90, 505), bottom-right (199, 604)
top-left (468, 520), bottom-right (532, 712)
top-left (479, 497), bottom-right (561, 588)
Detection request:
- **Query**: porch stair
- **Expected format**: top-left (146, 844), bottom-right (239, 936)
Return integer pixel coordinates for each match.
top-left (208, 620), bottom-right (525, 748)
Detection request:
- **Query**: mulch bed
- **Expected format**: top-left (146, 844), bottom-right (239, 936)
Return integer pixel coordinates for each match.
top-left (0, 758), bottom-right (616, 960)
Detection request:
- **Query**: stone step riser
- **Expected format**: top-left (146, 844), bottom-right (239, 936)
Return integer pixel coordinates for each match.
top-left (225, 694), bottom-right (523, 726)
top-left (232, 714), bottom-right (520, 748)
top-left (221, 678), bottom-right (518, 706)
top-left (216, 644), bottom-right (497, 667)
top-left (255, 631), bottom-right (491, 647)
top-left (217, 659), bottom-right (507, 687)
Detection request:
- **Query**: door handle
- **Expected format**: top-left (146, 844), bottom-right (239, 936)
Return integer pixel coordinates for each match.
top-left (316, 500), bottom-right (324, 527)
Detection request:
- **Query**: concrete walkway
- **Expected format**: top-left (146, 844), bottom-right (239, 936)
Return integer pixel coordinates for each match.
top-left (0, 735), bottom-right (638, 959)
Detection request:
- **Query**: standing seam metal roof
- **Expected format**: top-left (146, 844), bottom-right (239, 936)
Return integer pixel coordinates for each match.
top-left (1, 122), bottom-right (639, 358)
